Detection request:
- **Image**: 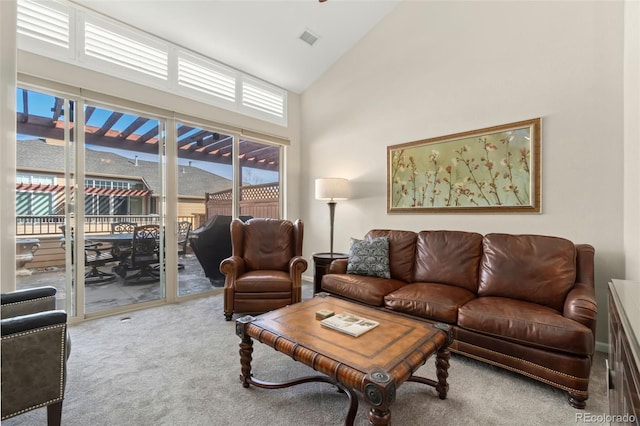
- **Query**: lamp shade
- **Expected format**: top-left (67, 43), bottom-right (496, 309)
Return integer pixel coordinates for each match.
top-left (315, 178), bottom-right (350, 201)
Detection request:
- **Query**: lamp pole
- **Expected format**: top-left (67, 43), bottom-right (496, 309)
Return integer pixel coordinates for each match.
top-left (327, 200), bottom-right (336, 255)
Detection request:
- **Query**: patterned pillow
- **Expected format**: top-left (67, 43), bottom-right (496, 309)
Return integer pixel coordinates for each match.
top-left (347, 237), bottom-right (391, 279)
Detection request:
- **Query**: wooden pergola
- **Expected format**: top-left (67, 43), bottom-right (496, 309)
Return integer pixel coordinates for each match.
top-left (17, 90), bottom-right (280, 172)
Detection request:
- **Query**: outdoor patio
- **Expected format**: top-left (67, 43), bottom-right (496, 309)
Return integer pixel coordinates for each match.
top-left (15, 253), bottom-right (220, 314)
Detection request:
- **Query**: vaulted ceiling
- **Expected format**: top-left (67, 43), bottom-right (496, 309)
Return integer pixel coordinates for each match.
top-left (69, 0), bottom-right (400, 93)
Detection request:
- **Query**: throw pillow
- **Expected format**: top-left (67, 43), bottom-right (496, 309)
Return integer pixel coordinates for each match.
top-left (347, 236), bottom-right (391, 279)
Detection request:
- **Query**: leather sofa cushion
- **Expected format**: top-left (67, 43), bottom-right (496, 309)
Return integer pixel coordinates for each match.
top-left (365, 230), bottom-right (417, 282)
top-left (414, 230), bottom-right (483, 293)
top-left (322, 273), bottom-right (406, 306)
top-left (384, 283), bottom-right (476, 324)
top-left (458, 297), bottom-right (594, 356)
top-left (243, 219), bottom-right (294, 272)
top-left (479, 233), bottom-right (576, 312)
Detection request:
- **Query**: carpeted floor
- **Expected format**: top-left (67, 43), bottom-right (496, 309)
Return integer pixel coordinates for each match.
top-left (5, 283), bottom-right (609, 425)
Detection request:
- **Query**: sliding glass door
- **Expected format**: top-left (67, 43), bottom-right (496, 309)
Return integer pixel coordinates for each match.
top-left (15, 84), bottom-right (286, 320)
top-left (175, 122), bottom-right (233, 294)
top-left (15, 87), bottom-right (75, 316)
top-left (82, 102), bottom-right (165, 314)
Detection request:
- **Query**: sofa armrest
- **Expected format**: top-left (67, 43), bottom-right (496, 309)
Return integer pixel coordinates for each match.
top-left (1, 286), bottom-right (57, 319)
top-left (575, 244), bottom-right (595, 286)
top-left (563, 283), bottom-right (598, 333)
top-left (328, 258), bottom-right (348, 274)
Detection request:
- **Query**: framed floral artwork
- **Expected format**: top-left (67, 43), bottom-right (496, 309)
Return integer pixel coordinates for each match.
top-left (387, 118), bottom-right (541, 213)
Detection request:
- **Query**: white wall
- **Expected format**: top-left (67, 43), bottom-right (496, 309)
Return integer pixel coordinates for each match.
top-left (624, 0), bottom-right (640, 281)
top-left (301, 0), bottom-right (625, 347)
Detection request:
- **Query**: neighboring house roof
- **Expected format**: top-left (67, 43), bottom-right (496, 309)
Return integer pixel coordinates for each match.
top-left (17, 139), bottom-right (231, 197)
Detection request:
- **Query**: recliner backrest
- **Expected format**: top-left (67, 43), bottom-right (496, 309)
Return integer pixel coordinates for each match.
top-left (232, 218), bottom-right (301, 272)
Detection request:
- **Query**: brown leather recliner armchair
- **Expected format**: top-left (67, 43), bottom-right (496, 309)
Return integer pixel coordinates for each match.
top-left (220, 218), bottom-right (308, 321)
top-left (1, 286), bottom-right (70, 426)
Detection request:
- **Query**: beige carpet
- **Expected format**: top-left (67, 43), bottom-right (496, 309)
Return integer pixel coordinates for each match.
top-left (5, 283), bottom-right (608, 425)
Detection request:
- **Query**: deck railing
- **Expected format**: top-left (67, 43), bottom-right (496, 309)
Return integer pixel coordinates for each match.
top-left (16, 215), bottom-right (194, 236)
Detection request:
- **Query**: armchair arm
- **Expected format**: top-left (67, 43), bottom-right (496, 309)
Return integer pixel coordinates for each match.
top-left (289, 256), bottom-right (309, 287)
top-left (1, 310), bottom-right (67, 336)
top-left (289, 256), bottom-right (308, 304)
top-left (220, 256), bottom-right (246, 288)
top-left (1, 286), bottom-right (57, 319)
top-left (289, 256), bottom-right (308, 277)
top-left (563, 283), bottom-right (598, 333)
top-left (1, 311), bottom-right (68, 421)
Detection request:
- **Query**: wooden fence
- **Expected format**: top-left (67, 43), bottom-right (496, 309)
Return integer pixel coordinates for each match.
top-left (206, 183), bottom-right (279, 219)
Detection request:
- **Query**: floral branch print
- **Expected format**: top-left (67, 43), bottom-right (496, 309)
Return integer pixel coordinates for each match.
top-left (479, 137), bottom-right (502, 205)
top-left (443, 165), bottom-right (454, 206)
top-left (453, 145), bottom-right (491, 205)
top-left (390, 123), bottom-right (536, 210)
top-left (499, 136), bottom-right (524, 205)
top-left (428, 150), bottom-right (442, 206)
top-left (391, 150), bottom-right (409, 207)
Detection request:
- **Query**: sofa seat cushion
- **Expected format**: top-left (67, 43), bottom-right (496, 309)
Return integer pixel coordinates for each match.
top-left (235, 270), bottom-right (292, 293)
top-left (322, 273), bottom-right (405, 306)
top-left (458, 297), bottom-right (594, 356)
top-left (384, 283), bottom-right (476, 324)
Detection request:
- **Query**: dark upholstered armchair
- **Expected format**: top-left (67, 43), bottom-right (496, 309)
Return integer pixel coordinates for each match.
top-left (220, 218), bottom-right (308, 321)
top-left (1, 286), bottom-right (70, 426)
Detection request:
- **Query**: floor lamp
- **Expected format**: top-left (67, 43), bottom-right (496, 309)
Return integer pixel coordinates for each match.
top-left (315, 177), bottom-right (350, 255)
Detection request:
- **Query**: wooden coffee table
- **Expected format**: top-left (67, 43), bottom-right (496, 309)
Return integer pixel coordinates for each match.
top-left (235, 293), bottom-right (453, 426)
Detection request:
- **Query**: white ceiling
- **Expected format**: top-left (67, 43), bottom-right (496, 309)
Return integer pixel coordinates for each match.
top-left (71, 0), bottom-right (400, 94)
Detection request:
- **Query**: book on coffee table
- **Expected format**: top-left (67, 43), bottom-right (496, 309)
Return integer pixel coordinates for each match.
top-left (320, 312), bottom-right (379, 337)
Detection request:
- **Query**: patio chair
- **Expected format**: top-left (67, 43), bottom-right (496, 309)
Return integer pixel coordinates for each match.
top-left (177, 221), bottom-right (191, 257)
top-left (59, 226), bottom-right (116, 284)
top-left (177, 221), bottom-right (191, 270)
top-left (110, 221), bottom-right (137, 235)
top-left (110, 221), bottom-right (137, 277)
top-left (120, 224), bottom-right (161, 283)
top-left (1, 286), bottom-right (70, 426)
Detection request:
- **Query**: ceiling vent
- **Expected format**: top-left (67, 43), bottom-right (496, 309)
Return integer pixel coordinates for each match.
top-left (299, 29), bottom-right (319, 47)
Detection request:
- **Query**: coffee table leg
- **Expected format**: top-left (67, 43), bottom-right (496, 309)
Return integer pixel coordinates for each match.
top-left (365, 372), bottom-right (395, 426)
top-left (239, 334), bottom-right (254, 388)
top-left (368, 407), bottom-right (391, 426)
top-left (236, 315), bottom-right (256, 388)
top-left (435, 347), bottom-right (451, 399)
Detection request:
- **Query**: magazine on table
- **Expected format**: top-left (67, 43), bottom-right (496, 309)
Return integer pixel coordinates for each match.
top-left (320, 312), bottom-right (379, 337)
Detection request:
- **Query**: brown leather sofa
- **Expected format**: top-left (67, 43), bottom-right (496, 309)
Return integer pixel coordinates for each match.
top-left (321, 229), bottom-right (597, 408)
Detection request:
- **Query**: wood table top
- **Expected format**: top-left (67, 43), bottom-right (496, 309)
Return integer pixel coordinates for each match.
top-left (242, 294), bottom-right (450, 378)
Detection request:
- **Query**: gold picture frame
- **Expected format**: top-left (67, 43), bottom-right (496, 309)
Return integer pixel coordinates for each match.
top-left (387, 118), bottom-right (541, 213)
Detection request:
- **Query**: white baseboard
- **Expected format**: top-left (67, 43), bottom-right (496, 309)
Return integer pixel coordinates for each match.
top-left (596, 340), bottom-right (609, 354)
